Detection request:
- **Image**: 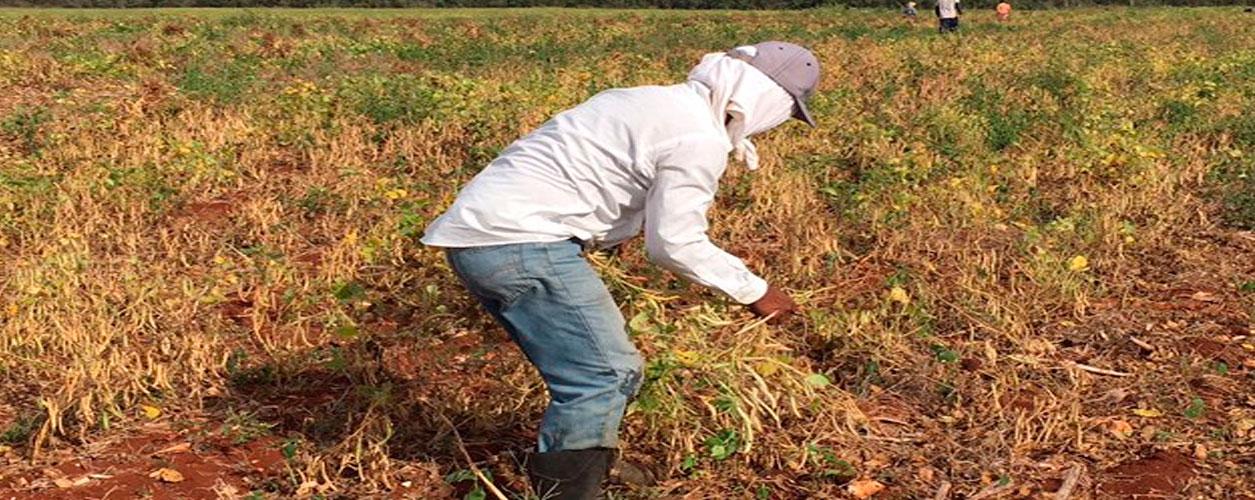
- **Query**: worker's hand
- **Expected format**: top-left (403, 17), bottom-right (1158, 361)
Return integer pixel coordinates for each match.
top-left (748, 285), bottom-right (797, 322)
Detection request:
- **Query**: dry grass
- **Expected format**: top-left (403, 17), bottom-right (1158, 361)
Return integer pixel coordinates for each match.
top-left (0, 6), bottom-right (1252, 499)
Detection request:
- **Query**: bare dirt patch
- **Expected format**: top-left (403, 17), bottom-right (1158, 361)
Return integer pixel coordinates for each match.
top-left (1096, 450), bottom-right (1196, 498)
top-left (0, 425), bottom-right (286, 499)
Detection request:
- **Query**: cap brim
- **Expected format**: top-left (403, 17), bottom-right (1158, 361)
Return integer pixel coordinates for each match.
top-left (792, 98), bottom-right (816, 127)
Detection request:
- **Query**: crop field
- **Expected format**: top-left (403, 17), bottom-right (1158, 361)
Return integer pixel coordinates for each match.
top-left (0, 6), bottom-right (1253, 499)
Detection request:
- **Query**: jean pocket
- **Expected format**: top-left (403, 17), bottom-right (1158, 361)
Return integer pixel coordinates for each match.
top-left (447, 247), bottom-right (536, 307)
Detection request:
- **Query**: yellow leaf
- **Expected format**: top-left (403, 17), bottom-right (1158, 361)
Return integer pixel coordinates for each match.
top-left (1133, 408), bottom-right (1163, 418)
top-left (1234, 418), bottom-right (1255, 437)
top-left (1068, 255), bottom-right (1090, 272)
top-left (149, 468), bottom-right (184, 483)
top-left (846, 478), bottom-right (886, 499)
top-left (140, 404), bottom-right (161, 420)
top-left (888, 286), bottom-right (910, 305)
top-left (753, 361), bottom-right (779, 377)
top-left (674, 350), bottom-right (700, 366)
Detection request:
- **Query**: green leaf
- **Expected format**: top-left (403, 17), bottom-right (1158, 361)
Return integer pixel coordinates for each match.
top-left (333, 325), bottom-right (358, 340)
top-left (714, 394), bottom-right (737, 413)
top-left (680, 454), bottom-right (698, 473)
top-left (1184, 397), bottom-right (1205, 419)
top-left (333, 281), bottom-right (365, 302)
top-left (628, 311), bottom-right (652, 334)
top-left (931, 344), bottom-right (959, 363)
top-left (464, 486), bottom-right (486, 500)
top-left (281, 439), bottom-right (299, 460)
top-left (805, 373), bottom-right (832, 388)
top-left (705, 430), bottom-right (739, 461)
top-left (444, 469), bottom-right (476, 484)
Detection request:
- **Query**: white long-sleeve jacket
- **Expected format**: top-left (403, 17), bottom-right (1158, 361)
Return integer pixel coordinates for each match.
top-left (421, 81), bottom-right (769, 304)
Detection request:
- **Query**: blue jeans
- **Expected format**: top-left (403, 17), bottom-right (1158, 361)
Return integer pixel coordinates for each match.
top-left (445, 240), bottom-right (644, 452)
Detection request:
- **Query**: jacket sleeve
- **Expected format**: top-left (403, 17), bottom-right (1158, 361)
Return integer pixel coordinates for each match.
top-left (643, 144), bottom-right (769, 305)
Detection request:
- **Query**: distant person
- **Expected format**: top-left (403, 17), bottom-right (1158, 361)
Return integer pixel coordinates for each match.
top-left (903, 2), bottom-right (919, 23)
top-left (936, 0), bottom-right (963, 33)
top-left (996, 1), bottom-right (1012, 22)
top-left (423, 41), bottom-right (818, 499)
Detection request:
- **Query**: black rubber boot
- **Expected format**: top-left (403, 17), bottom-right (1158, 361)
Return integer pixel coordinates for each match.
top-left (527, 448), bottom-right (615, 500)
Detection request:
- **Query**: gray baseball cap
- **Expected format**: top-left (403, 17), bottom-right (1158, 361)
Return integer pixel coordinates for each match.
top-left (728, 41), bottom-right (821, 127)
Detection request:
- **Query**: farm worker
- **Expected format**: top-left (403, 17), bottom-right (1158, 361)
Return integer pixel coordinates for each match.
top-left (421, 41), bottom-right (820, 499)
top-left (936, 0), bottom-right (963, 33)
top-left (996, 1), bottom-right (1012, 22)
top-left (903, 2), bottom-right (919, 23)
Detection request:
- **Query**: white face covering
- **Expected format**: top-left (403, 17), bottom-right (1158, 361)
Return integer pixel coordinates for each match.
top-left (687, 46), bottom-right (796, 170)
